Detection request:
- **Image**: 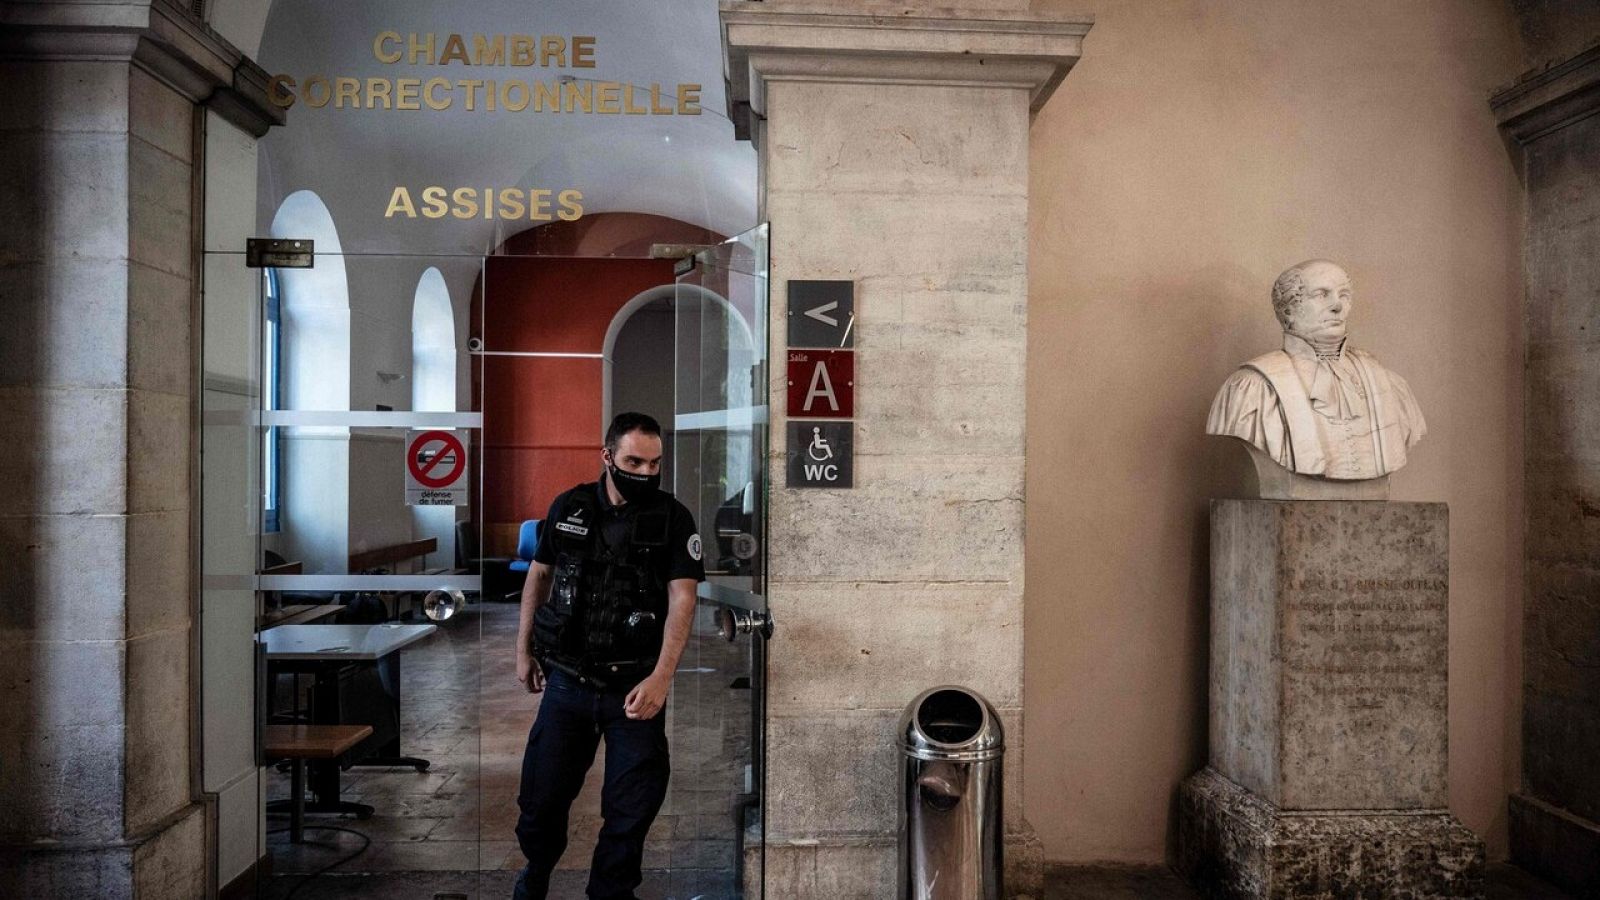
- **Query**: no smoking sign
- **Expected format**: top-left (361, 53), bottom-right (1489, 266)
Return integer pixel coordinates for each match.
top-left (406, 430), bottom-right (469, 506)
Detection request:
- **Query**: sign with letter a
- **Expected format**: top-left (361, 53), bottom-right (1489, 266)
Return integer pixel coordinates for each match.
top-left (786, 350), bottom-right (854, 419)
top-left (786, 280), bottom-right (857, 489)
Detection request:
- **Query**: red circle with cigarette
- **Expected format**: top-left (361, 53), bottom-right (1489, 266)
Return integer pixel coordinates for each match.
top-left (407, 430), bottom-right (466, 489)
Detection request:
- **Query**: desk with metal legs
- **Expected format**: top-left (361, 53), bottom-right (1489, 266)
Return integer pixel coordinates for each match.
top-left (261, 623), bottom-right (437, 818)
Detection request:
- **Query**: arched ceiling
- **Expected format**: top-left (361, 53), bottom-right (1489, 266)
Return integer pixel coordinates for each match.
top-left (215, 0), bottom-right (756, 256)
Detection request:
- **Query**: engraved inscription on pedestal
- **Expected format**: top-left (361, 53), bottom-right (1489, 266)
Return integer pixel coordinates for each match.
top-left (1183, 499), bottom-right (1482, 899)
top-left (1210, 499), bottom-right (1449, 811)
top-left (1281, 568), bottom-right (1448, 809)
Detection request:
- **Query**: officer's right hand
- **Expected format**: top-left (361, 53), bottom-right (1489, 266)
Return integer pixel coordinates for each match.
top-left (517, 652), bottom-right (545, 694)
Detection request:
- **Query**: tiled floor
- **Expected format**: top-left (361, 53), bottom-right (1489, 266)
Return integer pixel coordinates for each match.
top-left (1039, 863), bottom-right (1575, 900)
top-left (258, 604), bottom-right (1576, 900)
top-left (261, 601), bottom-right (755, 899)
top-left (261, 863), bottom-right (1575, 900)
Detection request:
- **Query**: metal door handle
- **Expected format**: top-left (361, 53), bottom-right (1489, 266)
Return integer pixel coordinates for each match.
top-left (716, 606), bottom-right (773, 642)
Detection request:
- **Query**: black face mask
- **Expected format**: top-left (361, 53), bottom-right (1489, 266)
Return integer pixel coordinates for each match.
top-left (606, 463), bottom-right (660, 504)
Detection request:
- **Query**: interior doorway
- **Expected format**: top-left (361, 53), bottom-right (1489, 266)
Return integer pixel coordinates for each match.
top-left (195, 2), bottom-right (768, 895)
top-left (217, 228), bottom-right (770, 899)
top-left (464, 220), bottom-right (771, 898)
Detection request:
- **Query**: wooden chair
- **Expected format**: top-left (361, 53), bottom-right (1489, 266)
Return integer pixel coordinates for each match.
top-left (264, 724), bottom-right (374, 843)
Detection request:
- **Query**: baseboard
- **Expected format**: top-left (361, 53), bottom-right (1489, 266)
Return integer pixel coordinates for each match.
top-left (1509, 792), bottom-right (1600, 897)
top-left (220, 851), bottom-right (273, 900)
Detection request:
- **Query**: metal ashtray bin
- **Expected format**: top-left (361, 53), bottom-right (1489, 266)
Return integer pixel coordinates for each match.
top-left (898, 685), bottom-right (1004, 900)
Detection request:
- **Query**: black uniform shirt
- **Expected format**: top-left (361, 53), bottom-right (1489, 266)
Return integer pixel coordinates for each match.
top-left (531, 478), bottom-right (706, 586)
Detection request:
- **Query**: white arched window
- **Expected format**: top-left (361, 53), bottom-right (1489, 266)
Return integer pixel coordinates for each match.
top-left (410, 267), bottom-right (460, 570)
top-left (266, 190), bottom-right (352, 572)
top-left (605, 283), bottom-right (756, 519)
top-left (411, 267), bottom-right (457, 413)
top-left (270, 190), bottom-right (351, 412)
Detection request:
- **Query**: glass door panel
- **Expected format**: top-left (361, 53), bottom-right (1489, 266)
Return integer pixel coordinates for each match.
top-left (201, 249), bottom-right (493, 897)
top-left (202, 237), bottom-right (771, 897)
top-left (670, 223), bottom-right (771, 898)
top-left (199, 246), bottom-right (267, 898)
top-left (225, 2), bottom-right (760, 893)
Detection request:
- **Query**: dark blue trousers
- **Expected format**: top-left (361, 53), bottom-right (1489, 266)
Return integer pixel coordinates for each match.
top-left (513, 669), bottom-right (670, 900)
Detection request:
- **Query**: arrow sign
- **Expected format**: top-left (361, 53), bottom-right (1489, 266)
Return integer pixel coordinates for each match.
top-left (787, 280), bottom-right (854, 349)
top-left (803, 300), bottom-right (839, 327)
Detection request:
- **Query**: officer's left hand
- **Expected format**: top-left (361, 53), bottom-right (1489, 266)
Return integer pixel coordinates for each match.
top-left (624, 673), bottom-right (670, 720)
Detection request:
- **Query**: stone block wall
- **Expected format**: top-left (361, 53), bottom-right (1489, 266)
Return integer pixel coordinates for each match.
top-left (1518, 104), bottom-right (1600, 828)
top-left (763, 72), bottom-right (1032, 834)
top-left (1493, 41), bottom-right (1600, 898)
top-left (0, 54), bottom-right (206, 896)
top-left (724, 4), bottom-right (1088, 895)
top-left (0, 2), bottom-right (279, 893)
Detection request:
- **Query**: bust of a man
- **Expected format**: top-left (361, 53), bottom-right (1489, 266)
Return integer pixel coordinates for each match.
top-left (1207, 260), bottom-right (1426, 482)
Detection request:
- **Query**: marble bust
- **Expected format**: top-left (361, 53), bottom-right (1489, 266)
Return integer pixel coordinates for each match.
top-left (1207, 260), bottom-right (1426, 492)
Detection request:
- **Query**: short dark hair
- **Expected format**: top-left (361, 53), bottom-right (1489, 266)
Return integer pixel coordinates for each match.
top-left (605, 412), bottom-right (662, 451)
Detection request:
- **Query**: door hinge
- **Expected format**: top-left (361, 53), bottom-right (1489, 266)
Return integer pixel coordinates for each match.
top-left (246, 238), bottom-right (314, 269)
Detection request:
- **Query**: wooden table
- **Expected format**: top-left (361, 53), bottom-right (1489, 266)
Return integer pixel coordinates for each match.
top-left (260, 623), bottom-right (436, 660)
top-left (264, 724), bottom-right (373, 843)
top-left (259, 603), bottom-right (343, 630)
top-left (261, 623), bottom-right (437, 818)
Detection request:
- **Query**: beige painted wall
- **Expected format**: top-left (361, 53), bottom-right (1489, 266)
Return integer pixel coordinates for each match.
top-left (1022, 0), bottom-right (1525, 862)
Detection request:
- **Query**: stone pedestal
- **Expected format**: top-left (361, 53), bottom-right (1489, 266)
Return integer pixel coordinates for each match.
top-left (1177, 500), bottom-right (1484, 899)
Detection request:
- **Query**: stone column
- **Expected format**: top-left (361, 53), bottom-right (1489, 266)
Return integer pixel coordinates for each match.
top-left (1492, 45), bottom-right (1600, 899)
top-left (0, 3), bottom-right (277, 895)
top-left (1178, 501), bottom-right (1484, 899)
top-left (722, 4), bottom-right (1088, 897)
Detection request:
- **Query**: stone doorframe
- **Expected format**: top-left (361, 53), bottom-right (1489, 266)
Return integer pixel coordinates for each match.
top-left (0, 1), bottom-right (280, 896)
top-left (721, 3), bottom-right (1090, 896)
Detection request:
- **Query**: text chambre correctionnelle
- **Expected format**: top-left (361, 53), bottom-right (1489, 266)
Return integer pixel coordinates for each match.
top-left (269, 32), bottom-right (704, 222)
top-left (268, 32), bottom-right (703, 116)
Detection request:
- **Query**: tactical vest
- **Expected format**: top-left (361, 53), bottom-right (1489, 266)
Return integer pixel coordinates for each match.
top-left (531, 485), bottom-right (670, 688)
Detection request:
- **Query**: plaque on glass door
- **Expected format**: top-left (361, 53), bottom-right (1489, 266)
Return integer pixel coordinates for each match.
top-left (405, 429), bottom-right (469, 505)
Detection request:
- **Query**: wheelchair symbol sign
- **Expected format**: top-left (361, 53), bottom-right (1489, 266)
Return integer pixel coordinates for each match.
top-left (787, 421), bottom-right (852, 489)
top-left (807, 427), bottom-right (834, 462)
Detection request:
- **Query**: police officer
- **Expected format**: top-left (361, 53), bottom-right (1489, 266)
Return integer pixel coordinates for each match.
top-left (512, 412), bottom-right (705, 900)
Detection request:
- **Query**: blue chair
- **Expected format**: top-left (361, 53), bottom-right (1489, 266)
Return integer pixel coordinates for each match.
top-left (508, 519), bottom-right (542, 575)
top-left (456, 521), bottom-right (514, 601)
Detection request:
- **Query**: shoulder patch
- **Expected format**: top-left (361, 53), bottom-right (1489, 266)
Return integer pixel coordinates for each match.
top-left (687, 534), bottom-right (703, 562)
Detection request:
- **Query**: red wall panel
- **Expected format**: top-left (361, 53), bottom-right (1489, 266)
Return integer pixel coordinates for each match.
top-left (480, 256), bottom-right (674, 533)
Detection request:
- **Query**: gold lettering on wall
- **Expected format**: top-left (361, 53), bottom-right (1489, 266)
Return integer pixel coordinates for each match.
top-left (288, 30), bottom-right (671, 223)
top-left (384, 187), bottom-right (585, 221)
top-left (475, 35), bottom-right (505, 66)
top-left (571, 35), bottom-right (595, 68)
top-left (268, 31), bottom-right (702, 116)
top-left (374, 31), bottom-right (402, 64)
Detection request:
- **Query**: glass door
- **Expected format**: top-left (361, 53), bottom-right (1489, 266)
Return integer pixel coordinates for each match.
top-left (669, 224), bottom-right (772, 898)
top-left (202, 245), bottom-right (491, 898)
top-left (217, 0), bottom-right (760, 892)
top-left (202, 232), bottom-right (773, 897)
